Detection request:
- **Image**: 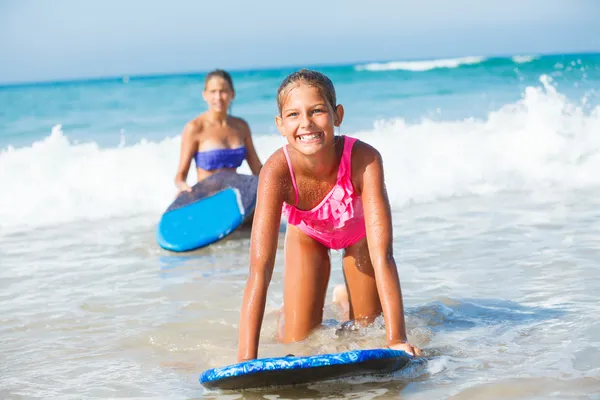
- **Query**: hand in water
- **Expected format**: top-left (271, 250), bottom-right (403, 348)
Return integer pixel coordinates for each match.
top-left (389, 341), bottom-right (423, 357)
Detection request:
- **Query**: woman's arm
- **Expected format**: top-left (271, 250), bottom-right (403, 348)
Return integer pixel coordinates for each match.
top-left (359, 144), bottom-right (421, 356)
top-left (237, 157), bottom-right (284, 361)
top-left (174, 122), bottom-right (198, 192)
top-left (241, 120), bottom-right (263, 176)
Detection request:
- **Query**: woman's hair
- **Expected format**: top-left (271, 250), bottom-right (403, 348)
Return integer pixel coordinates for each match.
top-left (204, 69), bottom-right (234, 92)
top-left (276, 69), bottom-right (336, 114)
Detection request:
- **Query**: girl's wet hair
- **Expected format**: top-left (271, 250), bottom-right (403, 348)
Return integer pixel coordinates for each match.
top-left (276, 69), bottom-right (336, 114)
top-left (204, 69), bottom-right (234, 92)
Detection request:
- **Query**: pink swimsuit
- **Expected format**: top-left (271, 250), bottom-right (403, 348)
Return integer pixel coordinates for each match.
top-left (282, 136), bottom-right (366, 250)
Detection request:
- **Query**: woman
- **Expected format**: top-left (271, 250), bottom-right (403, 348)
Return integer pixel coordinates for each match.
top-left (175, 69), bottom-right (262, 193)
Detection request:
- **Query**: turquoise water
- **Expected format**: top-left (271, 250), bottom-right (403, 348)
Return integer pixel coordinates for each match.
top-left (2, 53), bottom-right (600, 399)
top-left (2, 53), bottom-right (598, 149)
top-left (2, 52), bottom-right (599, 229)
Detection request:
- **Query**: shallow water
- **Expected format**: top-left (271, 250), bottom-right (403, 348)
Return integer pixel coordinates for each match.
top-left (3, 52), bottom-right (600, 399)
top-left (2, 189), bottom-right (599, 399)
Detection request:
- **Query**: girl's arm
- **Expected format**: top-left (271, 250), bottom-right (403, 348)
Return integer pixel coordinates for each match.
top-left (237, 157), bottom-right (284, 361)
top-left (359, 145), bottom-right (421, 356)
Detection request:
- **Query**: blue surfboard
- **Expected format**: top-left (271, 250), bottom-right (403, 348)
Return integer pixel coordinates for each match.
top-left (200, 349), bottom-right (412, 390)
top-left (156, 172), bottom-right (258, 252)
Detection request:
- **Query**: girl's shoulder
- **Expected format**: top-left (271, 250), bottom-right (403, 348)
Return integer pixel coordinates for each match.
top-left (258, 148), bottom-right (296, 204)
top-left (261, 147), bottom-right (289, 179)
top-left (348, 137), bottom-right (384, 192)
top-left (349, 138), bottom-right (382, 168)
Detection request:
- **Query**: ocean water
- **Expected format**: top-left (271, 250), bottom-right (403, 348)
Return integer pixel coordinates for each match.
top-left (2, 53), bottom-right (600, 399)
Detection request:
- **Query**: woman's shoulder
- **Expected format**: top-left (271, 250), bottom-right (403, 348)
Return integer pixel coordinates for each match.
top-left (183, 115), bottom-right (206, 136)
top-left (228, 115), bottom-right (251, 132)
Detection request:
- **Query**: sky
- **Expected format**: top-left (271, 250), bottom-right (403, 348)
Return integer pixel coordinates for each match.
top-left (1, 0), bottom-right (599, 84)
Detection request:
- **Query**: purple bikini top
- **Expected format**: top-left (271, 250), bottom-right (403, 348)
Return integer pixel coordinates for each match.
top-left (194, 146), bottom-right (247, 170)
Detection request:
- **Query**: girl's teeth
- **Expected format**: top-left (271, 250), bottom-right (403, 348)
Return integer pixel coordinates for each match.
top-left (299, 133), bottom-right (320, 141)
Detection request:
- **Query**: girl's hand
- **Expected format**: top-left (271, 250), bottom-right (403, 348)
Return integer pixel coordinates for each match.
top-left (389, 341), bottom-right (423, 357)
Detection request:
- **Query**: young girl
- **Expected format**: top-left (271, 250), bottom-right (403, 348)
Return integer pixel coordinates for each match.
top-left (174, 69), bottom-right (262, 193)
top-left (237, 69), bottom-right (421, 361)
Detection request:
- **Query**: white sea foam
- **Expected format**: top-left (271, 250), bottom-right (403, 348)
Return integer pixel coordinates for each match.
top-left (2, 75), bottom-right (599, 233)
top-left (355, 56), bottom-right (486, 72)
top-left (512, 55), bottom-right (539, 64)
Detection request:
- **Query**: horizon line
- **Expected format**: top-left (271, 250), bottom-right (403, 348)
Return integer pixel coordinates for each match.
top-left (1, 49), bottom-right (598, 89)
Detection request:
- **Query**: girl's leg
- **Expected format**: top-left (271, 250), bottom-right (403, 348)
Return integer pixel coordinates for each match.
top-left (278, 225), bottom-right (331, 343)
top-left (332, 284), bottom-right (350, 321)
top-left (341, 238), bottom-right (382, 324)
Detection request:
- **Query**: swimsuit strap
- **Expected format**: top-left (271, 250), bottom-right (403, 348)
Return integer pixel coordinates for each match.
top-left (340, 135), bottom-right (356, 173)
top-left (282, 145), bottom-right (299, 206)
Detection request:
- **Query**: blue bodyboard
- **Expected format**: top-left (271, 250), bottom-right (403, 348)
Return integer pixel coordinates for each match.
top-left (156, 172), bottom-right (258, 252)
top-left (200, 348), bottom-right (411, 390)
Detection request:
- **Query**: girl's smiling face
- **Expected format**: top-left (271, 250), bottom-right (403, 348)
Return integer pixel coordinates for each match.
top-left (276, 82), bottom-right (344, 156)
